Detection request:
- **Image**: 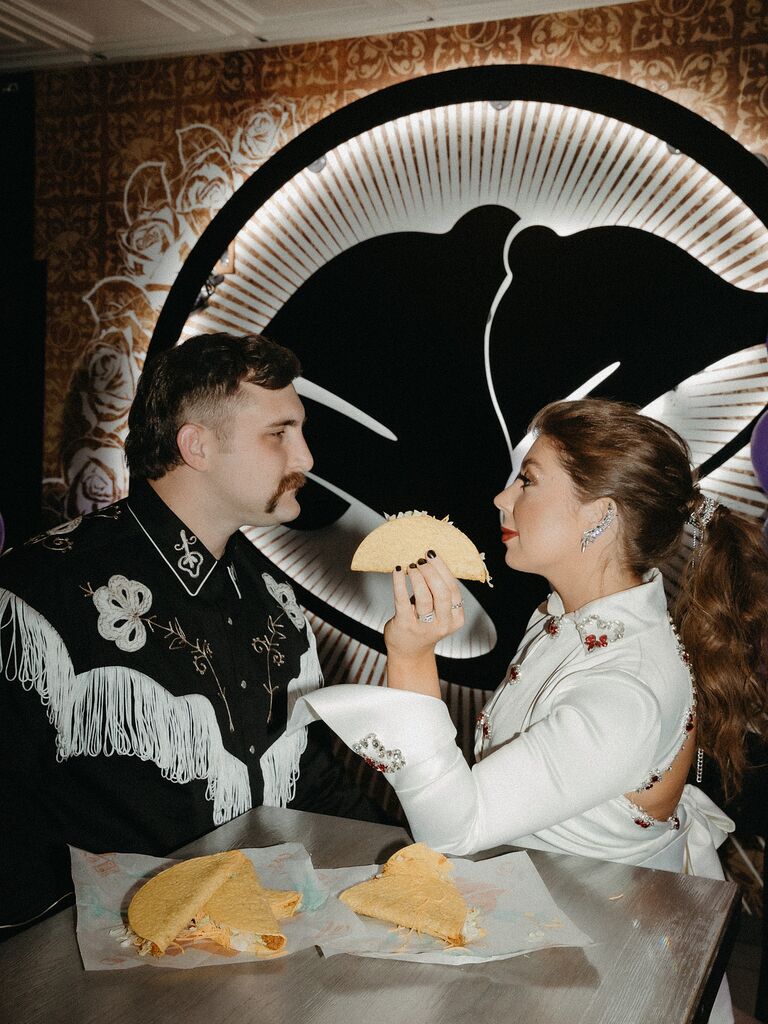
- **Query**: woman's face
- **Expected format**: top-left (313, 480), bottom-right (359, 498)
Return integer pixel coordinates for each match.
top-left (493, 435), bottom-right (590, 578)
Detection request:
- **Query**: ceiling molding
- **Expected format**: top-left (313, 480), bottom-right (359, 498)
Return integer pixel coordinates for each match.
top-left (0, 0), bottom-right (637, 73)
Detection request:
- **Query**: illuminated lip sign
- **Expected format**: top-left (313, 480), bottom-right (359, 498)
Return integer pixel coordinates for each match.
top-left (151, 66), bottom-right (768, 688)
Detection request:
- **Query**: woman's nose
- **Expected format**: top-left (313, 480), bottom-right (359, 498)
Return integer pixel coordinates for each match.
top-left (494, 485), bottom-right (515, 514)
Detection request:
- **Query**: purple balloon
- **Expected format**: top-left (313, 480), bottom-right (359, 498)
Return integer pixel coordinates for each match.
top-left (751, 409), bottom-right (768, 494)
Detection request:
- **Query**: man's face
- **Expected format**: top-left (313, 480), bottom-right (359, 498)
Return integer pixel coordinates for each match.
top-left (205, 381), bottom-right (313, 529)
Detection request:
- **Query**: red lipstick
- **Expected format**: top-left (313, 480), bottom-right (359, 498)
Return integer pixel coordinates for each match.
top-left (501, 528), bottom-right (518, 542)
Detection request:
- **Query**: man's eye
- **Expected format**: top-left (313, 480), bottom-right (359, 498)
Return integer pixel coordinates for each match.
top-left (271, 430), bottom-right (285, 439)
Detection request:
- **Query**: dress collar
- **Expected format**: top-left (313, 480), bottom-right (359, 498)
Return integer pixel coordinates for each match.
top-left (127, 478), bottom-right (225, 596)
top-left (545, 570), bottom-right (667, 640)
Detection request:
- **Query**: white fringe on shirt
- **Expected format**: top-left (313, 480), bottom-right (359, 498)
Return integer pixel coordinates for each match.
top-left (260, 621), bottom-right (322, 807)
top-left (0, 588), bottom-right (251, 825)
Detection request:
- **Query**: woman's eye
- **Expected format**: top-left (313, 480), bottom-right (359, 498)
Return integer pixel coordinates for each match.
top-left (271, 431), bottom-right (285, 439)
top-left (516, 472), bottom-right (531, 488)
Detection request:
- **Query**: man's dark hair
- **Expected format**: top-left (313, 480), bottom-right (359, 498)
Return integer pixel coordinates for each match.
top-left (124, 332), bottom-right (301, 480)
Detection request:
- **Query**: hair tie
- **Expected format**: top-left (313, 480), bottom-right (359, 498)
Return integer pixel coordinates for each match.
top-left (688, 494), bottom-right (719, 556)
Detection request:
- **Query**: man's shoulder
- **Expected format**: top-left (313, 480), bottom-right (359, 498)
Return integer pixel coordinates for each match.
top-left (0, 500), bottom-right (134, 598)
top-left (232, 531), bottom-right (304, 596)
top-left (230, 529), bottom-right (281, 576)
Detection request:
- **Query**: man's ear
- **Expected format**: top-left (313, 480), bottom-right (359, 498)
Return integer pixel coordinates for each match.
top-left (176, 422), bottom-right (210, 471)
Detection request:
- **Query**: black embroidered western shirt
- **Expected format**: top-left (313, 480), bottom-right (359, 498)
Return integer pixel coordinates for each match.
top-left (0, 480), bottom-right (383, 929)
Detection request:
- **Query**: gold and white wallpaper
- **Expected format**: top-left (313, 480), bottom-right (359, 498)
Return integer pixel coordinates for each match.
top-left (35, 0), bottom-right (768, 519)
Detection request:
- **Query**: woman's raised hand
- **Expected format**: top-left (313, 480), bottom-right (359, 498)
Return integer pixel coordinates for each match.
top-left (384, 550), bottom-right (465, 662)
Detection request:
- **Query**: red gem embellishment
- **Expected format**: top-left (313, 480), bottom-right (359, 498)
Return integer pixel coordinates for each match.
top-left (685, 712), bottom-right (694, 733)
top-left (544, 616), bottom-right (561, 637)
top-left (507, 664), bottom-right (520, 683)
top-left (584, 633), bottom-right (608, 652)
top-left (477, 711), bottom-right (491, 740)
top-left (578, 614), bottom-right (625, 651)
top-left (634, 817), bottom-right (651, 829)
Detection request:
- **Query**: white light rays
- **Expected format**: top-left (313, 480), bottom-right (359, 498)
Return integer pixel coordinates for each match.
top-left (183, 97), bottom-right (768, 664)
top-left (293, 378), bottom-right (397, 442)
top-left (643, 343), bottom-right (768, 472)
top-left (187, 101), bottom-right (768, 352)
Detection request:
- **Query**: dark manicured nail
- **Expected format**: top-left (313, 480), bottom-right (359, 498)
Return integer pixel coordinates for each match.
top-left (409, 595), bottom-right (416, 605)
top-left (427, 549), bottom-right (436, 559)
top-left (408, 562), bottom-right (417, 569)
top-left (395, 565), bottom-right (402, 572)
top-left (417, 557), bottom-right (427, 565)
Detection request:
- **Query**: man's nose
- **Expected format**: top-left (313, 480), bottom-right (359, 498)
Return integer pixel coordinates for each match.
top-left (293, 434), bottom-right (314, 472)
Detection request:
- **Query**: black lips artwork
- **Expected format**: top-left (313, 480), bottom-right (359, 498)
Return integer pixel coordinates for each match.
top-left (149, 68), bottom-right (768, 691)
top-left (266, 205), bottom-right (768, 687)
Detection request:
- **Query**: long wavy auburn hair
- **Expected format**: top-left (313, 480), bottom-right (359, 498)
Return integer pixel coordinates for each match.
top-left (531, 398), bottom-right (768, 799)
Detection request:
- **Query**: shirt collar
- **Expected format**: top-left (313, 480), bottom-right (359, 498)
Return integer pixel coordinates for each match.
top-left (546, 569), bottom-right (667, 635)
top-left (127, 478), bottom-right (223, 596)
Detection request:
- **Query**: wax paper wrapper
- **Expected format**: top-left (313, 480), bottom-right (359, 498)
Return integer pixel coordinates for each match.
top-left (70, 843), bottom-right (368, 970)
top-left (316, 850), bottom-right (593, 965)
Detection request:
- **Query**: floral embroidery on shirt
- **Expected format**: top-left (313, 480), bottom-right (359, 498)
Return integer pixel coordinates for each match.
top-left (27, 516), bottom-right (83, 553)
top-left (174, 528), bottom-right (204, 579)
top-left (143, 617), bottom-right (234, 733)
top-left (27, 505), bottom-right (122, 554)
top-left (83, 577), bottom-right (234, 731)
top-left (262, 573), bottom-right (304, 630)
top-left (252, 615), bottom-right (287, 725)
top-left (91, 574), bottom-right (153, 652)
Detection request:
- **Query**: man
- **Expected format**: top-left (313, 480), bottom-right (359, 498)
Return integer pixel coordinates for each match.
top-left (0, 332), bottom-right (384, 932)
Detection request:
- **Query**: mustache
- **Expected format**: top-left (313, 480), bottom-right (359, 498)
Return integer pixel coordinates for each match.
top-left (265, 472), bottom-right (307, 514)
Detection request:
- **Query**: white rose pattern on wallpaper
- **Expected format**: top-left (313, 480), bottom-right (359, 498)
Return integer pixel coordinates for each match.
top-left (59, 101), bottom-right (298, 517)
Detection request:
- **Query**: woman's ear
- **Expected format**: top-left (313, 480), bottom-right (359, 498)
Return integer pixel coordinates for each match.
top-left (176, 422), bottom-right (209, 471)
top-left (580, 496), bottom-right (617, 552)
top-left (592, 497), bottom-right (615, 527)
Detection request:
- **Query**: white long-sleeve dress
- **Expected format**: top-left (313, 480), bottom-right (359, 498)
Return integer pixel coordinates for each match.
top-left (290, 571), bottom-right (735, 1022)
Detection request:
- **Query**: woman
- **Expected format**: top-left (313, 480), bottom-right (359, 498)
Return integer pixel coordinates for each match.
top-left (290, 399), bottom-right (768, 1017)
top-left (294, 398), bottom-right (768, 858)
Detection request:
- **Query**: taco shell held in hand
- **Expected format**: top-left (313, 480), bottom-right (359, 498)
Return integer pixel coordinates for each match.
top-left (350, 511), bottom-right (491, 584)
top-left (127, 850), bottom-right (299, 957)
top-left (339, 843), bottom-right (477, 947)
